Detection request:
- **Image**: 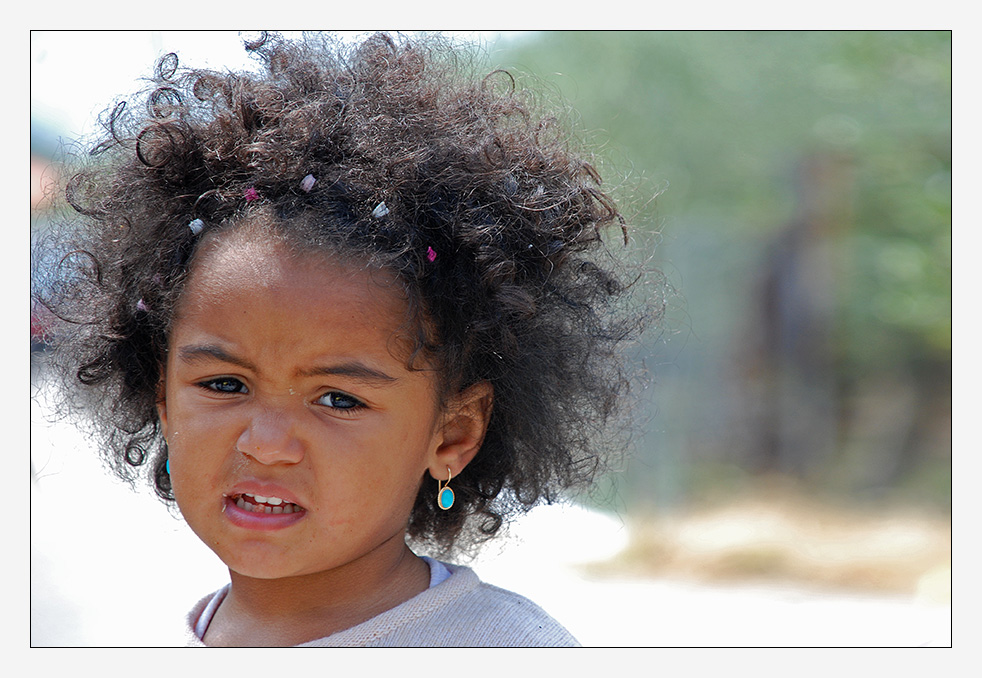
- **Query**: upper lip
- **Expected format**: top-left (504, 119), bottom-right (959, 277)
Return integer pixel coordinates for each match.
top-left (226, 481), bottom-right (306, 508)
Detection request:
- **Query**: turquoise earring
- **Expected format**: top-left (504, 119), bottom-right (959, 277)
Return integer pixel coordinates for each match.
top-left (437, 467), bottom-right (454, 510)
top-left (165, 459), bottom-right (170, 475)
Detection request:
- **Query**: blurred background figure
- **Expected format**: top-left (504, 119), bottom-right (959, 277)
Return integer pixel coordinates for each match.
top-left (31, 30), bottom-right (951, 646)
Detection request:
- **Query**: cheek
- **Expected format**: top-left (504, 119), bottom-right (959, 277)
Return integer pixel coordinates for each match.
top-left (164, 398), bottom-right (237, 476)
top-left (167, 419), bottom-right (241, 524)
top-left (325, 421), bottom-right (431, 495)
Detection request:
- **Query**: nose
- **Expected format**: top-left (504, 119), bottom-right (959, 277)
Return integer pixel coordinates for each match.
top-left (236, 405), bottom-right (305, 465)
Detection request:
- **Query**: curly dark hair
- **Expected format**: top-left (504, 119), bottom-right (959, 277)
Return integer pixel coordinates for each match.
top-left (37, 31), bottom-right (652, 554)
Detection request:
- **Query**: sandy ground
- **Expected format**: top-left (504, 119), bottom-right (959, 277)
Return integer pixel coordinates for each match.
top-left (30, 376), bottom-right (950, 648)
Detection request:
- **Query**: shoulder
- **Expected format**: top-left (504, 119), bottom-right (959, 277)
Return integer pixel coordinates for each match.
top-left (454, 575), bottom-right (581, 647)
top-left (333, 562), bottom-right (580, 647)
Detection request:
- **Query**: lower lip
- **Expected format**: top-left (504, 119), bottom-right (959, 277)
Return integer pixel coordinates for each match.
top-left (223, 496), bottom-right (307, 531)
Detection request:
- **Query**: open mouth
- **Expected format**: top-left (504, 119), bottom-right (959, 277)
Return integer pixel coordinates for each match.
top-left (228, 492), bottom-right (305, 515)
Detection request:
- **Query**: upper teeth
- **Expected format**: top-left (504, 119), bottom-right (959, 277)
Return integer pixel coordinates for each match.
top-left (244, 493), bottom-right (283, 505)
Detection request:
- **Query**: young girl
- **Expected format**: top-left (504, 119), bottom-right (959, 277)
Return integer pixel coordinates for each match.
top-left (38, 32), bottom-right (648, 647)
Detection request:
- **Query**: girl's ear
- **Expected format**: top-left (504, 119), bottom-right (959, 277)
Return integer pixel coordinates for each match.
top-left (429, 381), bottom-right (493, 480)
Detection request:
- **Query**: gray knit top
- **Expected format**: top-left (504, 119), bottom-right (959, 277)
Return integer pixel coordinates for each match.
top-left (184, 561), bottom-right (579, 647)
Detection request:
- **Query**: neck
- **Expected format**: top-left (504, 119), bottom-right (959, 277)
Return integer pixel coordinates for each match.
top-left (206, 535), bottom-right (430, 646)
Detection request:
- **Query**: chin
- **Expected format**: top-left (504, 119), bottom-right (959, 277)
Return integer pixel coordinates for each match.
top-left (223, 554), bottom-right (313, 580)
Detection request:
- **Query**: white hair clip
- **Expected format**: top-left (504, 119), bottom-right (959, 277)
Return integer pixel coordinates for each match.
top-left (300, 174), bottom-right (317, 192)
top-left (372, 201), bottom-right (390, 219)
top-left (188, 218), bottom-right (205, 235)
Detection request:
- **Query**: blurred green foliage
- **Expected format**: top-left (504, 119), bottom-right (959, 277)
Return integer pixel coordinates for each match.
top-left (492, 31), bottom-right (951, 509)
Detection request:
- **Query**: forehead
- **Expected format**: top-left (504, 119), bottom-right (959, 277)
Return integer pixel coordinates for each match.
top-left (186, 224), bottom-right (403, 305)
top-left (174, 225), bottom-right (415, 359)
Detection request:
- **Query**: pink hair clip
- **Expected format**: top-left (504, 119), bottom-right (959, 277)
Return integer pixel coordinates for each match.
top-left (244, 187), bottom-right (259, 202)
top-left (426, 246), bottom-right (437, 263)
top-left (300, 174), bottom-right (317, 192)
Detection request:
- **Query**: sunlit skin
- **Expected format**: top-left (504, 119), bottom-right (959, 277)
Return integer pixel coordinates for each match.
top-left (157, 222), bottom-right (491, 646)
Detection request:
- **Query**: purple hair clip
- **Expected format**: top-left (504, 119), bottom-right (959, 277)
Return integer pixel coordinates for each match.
top-left (244, 187), bottom-right (259, 202)
top-left (136, 298), bottom-right (149, 313)
top-left (300, 174), bottom-right (317, 192)
top-left (426, 246), bottom-right (437, 263)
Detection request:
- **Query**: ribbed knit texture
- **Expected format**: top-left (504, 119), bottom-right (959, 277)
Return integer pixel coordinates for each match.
top-left (184, 561), bottom-right (579, 647)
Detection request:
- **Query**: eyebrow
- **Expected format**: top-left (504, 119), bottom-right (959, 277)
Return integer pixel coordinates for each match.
top-left (297, 363), bottom-right (398, 385)
top-left (177, 344), bottom-right (398, 385)
top-left (178, 344), bottom-right (257, 371)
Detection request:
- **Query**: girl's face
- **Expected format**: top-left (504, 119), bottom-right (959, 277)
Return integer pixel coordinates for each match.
top-left (158, 227), bottom-right (452, 581)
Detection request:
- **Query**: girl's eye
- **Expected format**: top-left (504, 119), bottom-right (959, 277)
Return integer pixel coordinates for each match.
top-left (316, 391), bottom-right (364, 411)
top-left (200, 377), bottom-right (247, 394)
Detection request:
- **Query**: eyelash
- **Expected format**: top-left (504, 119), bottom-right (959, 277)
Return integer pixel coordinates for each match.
top-left (196, 378), bottom-right (366, 413)
top-left (315, 391), bottom-right (366, 412)
top-left (199, 377), bottom-right (247, 394)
